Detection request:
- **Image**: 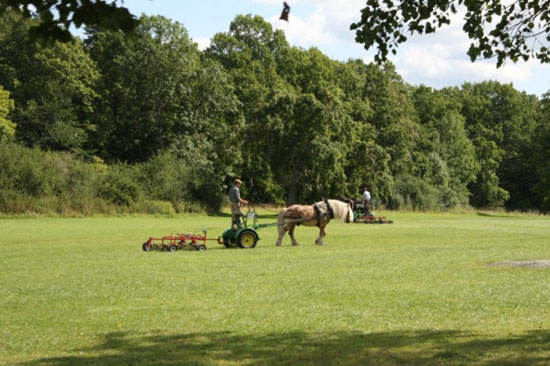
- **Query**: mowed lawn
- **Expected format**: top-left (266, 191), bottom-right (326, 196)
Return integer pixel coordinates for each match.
top-left (1, 211), bottom-right (550, 366)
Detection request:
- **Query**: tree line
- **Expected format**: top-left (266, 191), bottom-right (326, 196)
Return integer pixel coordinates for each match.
top-left (1, 10), bottom-right (549, 214)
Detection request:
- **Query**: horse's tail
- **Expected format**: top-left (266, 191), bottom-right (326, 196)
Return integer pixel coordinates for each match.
top-left (277, 207), bottom-right (287, 227)
top-left (275, 207), bottom-right (288, 246)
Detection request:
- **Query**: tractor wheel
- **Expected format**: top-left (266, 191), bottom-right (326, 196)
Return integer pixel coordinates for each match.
top-left (169, 245), bottom-right (178, 252)
top-left (196, 245), bottom-right (207, 252)
top-left (223, 238), bottom-right (232, 248)
top-left (142, 242), bottom-right (152, 252)
top-left (237, 230), bottom-right (258, 249)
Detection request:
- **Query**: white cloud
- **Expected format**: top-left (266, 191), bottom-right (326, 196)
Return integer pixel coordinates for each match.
top-left (269, 11), bottom-right (334, 47)
top-left (123, 0), bottom-right (547, 95)
top-left (266, 0), bottom-right (363, 48)
top-left (254, 0), bottom-right (546, 94)
top-left (392, 14), bottom-right (534, 88)
top-left (194, 37), bottom-right (211, 51)
top-left (397, 45), bottom-right (533, 86)
top-left (314, 1), bottom-right (363, 42)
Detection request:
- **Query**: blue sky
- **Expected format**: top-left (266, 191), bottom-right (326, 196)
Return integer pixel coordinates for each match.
top-left (121, 0), bottom-right (549, 97)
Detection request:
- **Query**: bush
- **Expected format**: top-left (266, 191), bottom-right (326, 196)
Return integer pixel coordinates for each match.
top-left (0, 143), bottom-right (49, 196)
top-left (132, 200), bottom-right (176, 215)
top-left (98, 166), bottom-right (143, 206)
top-left (392, 174), bottom-right (443, 211)
top-left (137, 151), bottom-right (193, 203)
top-left (0, 142), bottom-right (224, 215)
top-left (137, 151), bottom-right (226, 211)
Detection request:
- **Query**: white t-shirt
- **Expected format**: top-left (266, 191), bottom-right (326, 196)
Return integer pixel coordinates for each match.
top-left (362, 190), bottom-right (371, 201)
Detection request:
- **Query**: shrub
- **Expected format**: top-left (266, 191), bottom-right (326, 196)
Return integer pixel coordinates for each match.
top-left (132, 200), bottom-right (176, 215)
top-left (98, 166), bottom-right (143, 206)
top-left (137, 151), bottom-right (225, 211)
top-left (0, 143), bottom-right (49, 196)
top-left (393, 174), bottom-right (442, 211)
top-left (0, 142), bottom-right (224, 215)
top-left (137, 151), bottom-right (193, 203)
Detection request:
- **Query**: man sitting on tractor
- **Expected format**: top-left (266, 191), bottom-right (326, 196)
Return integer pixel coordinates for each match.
top-left (229, 179), bottom-right (248, 230)
top-left (361, 186), bottom-right (371, 215)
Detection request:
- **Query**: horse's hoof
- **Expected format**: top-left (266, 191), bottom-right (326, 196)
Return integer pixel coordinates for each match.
top-left (292, 243), bottom-right (300, 246)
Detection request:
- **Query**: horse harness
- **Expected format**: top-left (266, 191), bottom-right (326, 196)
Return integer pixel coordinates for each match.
top-left (285, 199), bottom-right (334, 227)
top-left (317, 198), bottom-right (334, 226)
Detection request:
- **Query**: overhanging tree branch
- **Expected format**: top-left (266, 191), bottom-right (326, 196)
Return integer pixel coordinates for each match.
top-left (351, 0), bottom-right (550, 67)
top-left (0, 0), bottom-right (138, 42)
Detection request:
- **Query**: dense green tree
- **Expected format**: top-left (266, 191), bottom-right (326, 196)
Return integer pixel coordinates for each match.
top-left (87, 16), bottom-right (200, 162)
top-left (1, 10), bottom-right (549, 213)
top-left (209, 16), bottom-right (360, 204)
top-left (16, 41), bottom-right (98, 152)
top-left (88, 16), bottom-right (242, 164)
top-left (0, 84), bottom-right (15, 140)
top-left (344, 137), bottom-right (394, 203)
top-left (412, 86), bottom-right (479, 207)
top-left (276, 48), bottom-right (357, 203)
top-left (207, 15), bottom-right (290, 203)
top-left (87, 15), bottom-right (243, 208)
top-left (533, 92), bottom-right (550, 212)
top-left (0, 10), bottom-right (98, 153)
top-left (0, 9), bottom-right (33, 92)
top-left (363, 63), bottom-right (418, 175)
top-left (359, 62), bottom-right (424, 208)
top-left (458, 81), bottom-right (539, 209)
top-left (267, 83), bottom-right (354, 204)
top-left (353, 64), bottom-right (481, 210)
top-left (351, 0), bottom-right (550, 67)
top-left (331, 59), bottom-right (393, 203)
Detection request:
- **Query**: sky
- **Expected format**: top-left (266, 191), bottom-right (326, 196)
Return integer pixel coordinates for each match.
top-left (121, 0), bottom-right (550, 97)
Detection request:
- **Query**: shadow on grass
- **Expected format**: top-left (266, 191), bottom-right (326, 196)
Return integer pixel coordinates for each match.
top-left (206, 211), bottom-right (232, 218)
top-left (28, 329), bottom-right (550, 366)
top-left (476, 212), bottom-right (520, 218)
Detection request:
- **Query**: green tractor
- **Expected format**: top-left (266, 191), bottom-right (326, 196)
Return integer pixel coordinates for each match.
top-left (221, 210), bottom-right (277, 249)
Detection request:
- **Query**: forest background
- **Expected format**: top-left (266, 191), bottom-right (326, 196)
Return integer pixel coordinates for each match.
top-left (1, 9), bottom-right (550, 215)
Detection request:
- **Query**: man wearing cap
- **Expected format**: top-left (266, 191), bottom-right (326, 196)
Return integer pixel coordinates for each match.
top-left (229, 179), bottom-right (248, 230)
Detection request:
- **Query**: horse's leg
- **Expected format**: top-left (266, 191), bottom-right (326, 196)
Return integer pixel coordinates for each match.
top-left (289, 224), bottom-right (300, 246)
top-left (315, 224), bottom-right (326, 245)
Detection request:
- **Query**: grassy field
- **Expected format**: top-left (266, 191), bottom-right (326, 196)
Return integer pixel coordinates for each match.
top-left (1, 210), bottom-right (550, 365)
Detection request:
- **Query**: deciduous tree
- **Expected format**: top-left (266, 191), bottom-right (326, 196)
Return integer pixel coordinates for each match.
top-left (458, 81), bottom-right (539, 208)
top-left (0, 10), bottom-right (98, 153)
top-left (533, 92), bottom-right (550, 211)
top-left (0, 0), bottom-right (137, 42)
top-left (0, 85), bottom-right (15, 140)
top-left (351, 0), bottom-right (550, 66)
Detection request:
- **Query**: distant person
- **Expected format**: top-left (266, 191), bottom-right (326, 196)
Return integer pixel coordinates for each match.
top-left (362, 186), bottom-right (371, 214)
top-left (229, 179), bottom-right (248, 230)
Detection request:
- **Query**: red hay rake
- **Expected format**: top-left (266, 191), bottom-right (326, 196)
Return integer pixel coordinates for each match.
top-left (142, 229), bottom-right (222, 252)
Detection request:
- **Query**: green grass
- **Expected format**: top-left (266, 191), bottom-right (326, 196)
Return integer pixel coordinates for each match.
top-left (1, 211), bottom-right (550, 365)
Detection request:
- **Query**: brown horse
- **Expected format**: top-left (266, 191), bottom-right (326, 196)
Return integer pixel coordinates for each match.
top-left (275, 199), bottom-right (354, 246)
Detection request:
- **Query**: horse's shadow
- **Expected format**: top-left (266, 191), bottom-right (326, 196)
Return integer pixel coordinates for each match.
top-left (26, 329), bottom-right (550, 366)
